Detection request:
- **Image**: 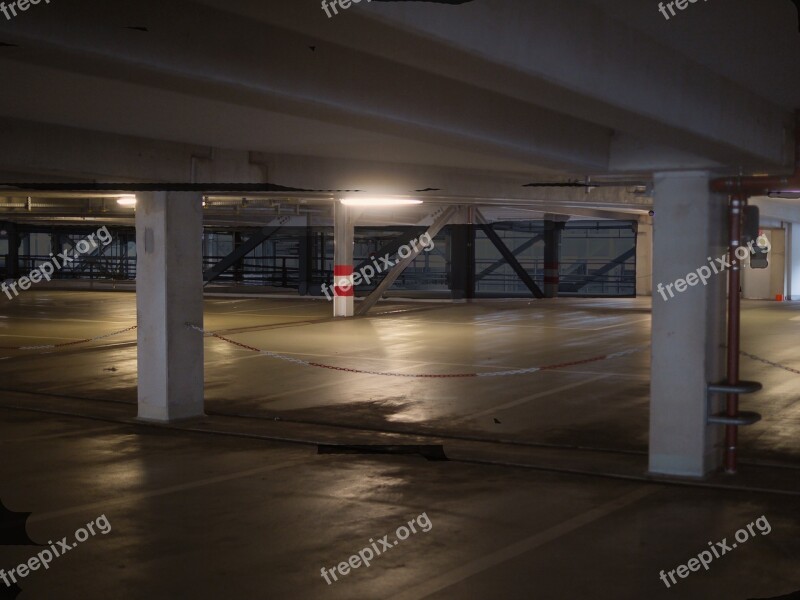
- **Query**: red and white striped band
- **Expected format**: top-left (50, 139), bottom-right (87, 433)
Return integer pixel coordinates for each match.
top-left (333, 265), bottom-right (354, 297)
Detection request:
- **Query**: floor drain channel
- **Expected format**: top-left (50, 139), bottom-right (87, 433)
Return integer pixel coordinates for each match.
top-left (317, 444), bottom-right (448, 461)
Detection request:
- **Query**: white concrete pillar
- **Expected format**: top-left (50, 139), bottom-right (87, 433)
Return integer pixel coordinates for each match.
top-left (786, 223), bottom-right (800, 300)
top-left (333, 202), bottom-right (354, 317)
top-left (135, 192), bottom-right (205, 422)
top-left (649, 172), bottom-right (727, 477)
top-left (636, 221), bottom-right (653, 297)
top-left (769, 229), bottom-right (786, 299)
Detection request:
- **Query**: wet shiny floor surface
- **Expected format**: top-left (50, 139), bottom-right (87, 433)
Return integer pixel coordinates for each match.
top-left (0, 292), bottom-right (798, 461)
top-left (0, 411), bottom-right (798, 599)
top-left (1, 292), bottom-right (799, 598)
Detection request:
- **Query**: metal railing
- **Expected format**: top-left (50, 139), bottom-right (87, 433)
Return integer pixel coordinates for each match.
top-left (5, 254), bottom-right (136, 281)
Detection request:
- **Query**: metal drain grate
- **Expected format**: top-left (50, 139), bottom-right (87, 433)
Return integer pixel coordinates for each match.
top-left (317, 444), bottom-right (448, 461)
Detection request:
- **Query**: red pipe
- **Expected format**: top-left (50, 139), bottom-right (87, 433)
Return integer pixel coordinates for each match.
top-left (724, 195), bottom-right (744, 474)
top-left (711, 111), bottom-right (799, 474)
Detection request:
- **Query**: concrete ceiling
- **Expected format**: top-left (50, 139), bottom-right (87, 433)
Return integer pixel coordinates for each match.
top-left (583, 0), bottom-right (800, 111)
top-left (0, 0), bottom-right (795, 219)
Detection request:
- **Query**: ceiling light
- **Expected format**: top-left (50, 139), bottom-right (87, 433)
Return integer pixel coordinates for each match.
top-left (117, 196), bottom-right (137, 207)
top-left (340, 198), bottom-right (423, 206)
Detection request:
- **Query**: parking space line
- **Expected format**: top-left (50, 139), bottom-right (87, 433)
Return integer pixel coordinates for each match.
top-left (389, 487), bottom-right (656, 600)
top-left (468, 374), bottom-right (611, 420)
top-left (28, 459), bottom-right (303, 525)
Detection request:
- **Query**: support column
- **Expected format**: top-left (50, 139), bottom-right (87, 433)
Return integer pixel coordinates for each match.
top-left (543, 218), bottom-right (564, 298)
top-left (449, 224), bottom-right (475, 300)
top-left (636, 221), bottom-right (653, 297)
top-left (50, 232), bottom-right (63, 260)
top-left (649, 172), bottom-right (727, 478)
top-left (333, 202), bottom-right (354, 317)
top-left (122, 232), bottom-right (131, 279)
top-left (786, 223), bottom-right (800, 301)
top-left (5, 222), bottom-right (19, 279)
top-left (136, 192), bottom-right (205, 422)
top-left (232, 231), bottom-right (245, 282)
top-left (298, 224), bottom-right (314, 296)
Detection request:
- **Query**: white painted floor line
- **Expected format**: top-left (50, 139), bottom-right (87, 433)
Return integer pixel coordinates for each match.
top-left (204, 354), bottom-right (268, 367)
top-left (555, 369), bottom-right (649, 380)
top-left (388, 319), bottom-right (646, 331)
top-left (589, 317), bottom-right (651, 330)
top-left (467, 374), bottom-right (612, 420)
top-left (28, 459), bottom-right (302, 525)
top-left (24, 318), bottom-right (133, 325)
top-left (0, 425), bottom-right (124, 443)
top-left (213, 303), bottom-right (312, 315)
top-left (33, 384), bottom-right (91, 393)
top-left (209, 314), bottom-right (322, 319)
top-left (389, 487), bottom-right (656, 600)
top-left (208, 341), bottom-right (646, 374)
top-left (259, 362), bottom-right (430, 400)
top-left (205, 341), bottom-right (533, 371)
top-left (0, 334), bottom-right (85, 341)
top-left (4, 334), bottom-right (636, 377)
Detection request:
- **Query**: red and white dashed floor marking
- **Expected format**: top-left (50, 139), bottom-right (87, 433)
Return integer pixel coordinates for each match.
top-left (185, 323), bottom-right (646, 378)
top-left (1, 322), bottom-right (794, 381)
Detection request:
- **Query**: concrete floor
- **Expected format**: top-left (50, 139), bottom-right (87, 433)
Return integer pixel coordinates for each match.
top-left (0, 291), bottom-right (798, 458)
top-left (1, 412), bottom-right (799, 599)
top-left (1, 291), bottom-right (799, 598)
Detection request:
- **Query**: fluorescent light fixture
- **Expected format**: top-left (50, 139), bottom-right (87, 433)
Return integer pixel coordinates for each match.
top-left (117, 195), bottom-right (137, 207)
top-left (340, 198), bottom-right (423, 207)
top-left (768, 191), bottom-right (800, 199)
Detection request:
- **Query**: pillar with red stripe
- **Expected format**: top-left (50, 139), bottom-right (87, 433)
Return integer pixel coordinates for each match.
top-left (333, 201), bottom-right (354, 317)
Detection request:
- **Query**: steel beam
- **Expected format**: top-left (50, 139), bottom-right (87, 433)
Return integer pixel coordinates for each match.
top-left (475, 211), bottom-right (545, 299)
top-left (475, 233), bottom-right (544, 283)
top-left (203, 219), bottom-right (285, 285)
top-left (356, 206), bottom-right (458, 316)
top-left (563, 247), bottom-right (636, 293)
top-left (354, 227), bottom-right (427, 282)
